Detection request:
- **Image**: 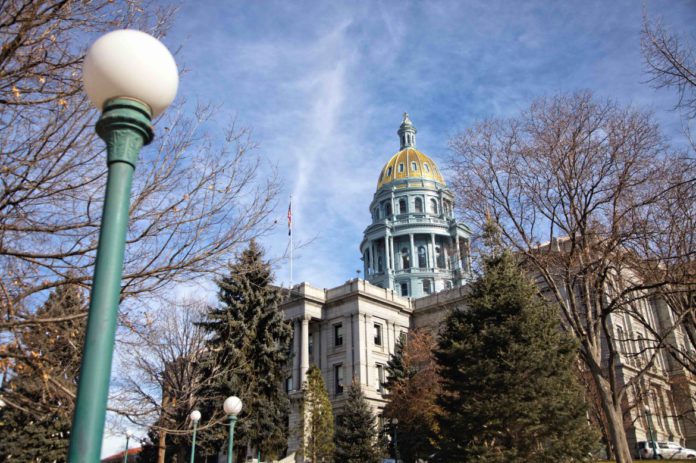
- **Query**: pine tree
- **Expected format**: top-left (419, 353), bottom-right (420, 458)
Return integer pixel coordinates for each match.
top-left (435, 251), bottom-right (599, 462)
top-left (0, 283), bottom-right (87, 461)
top-left (334, 380), bottom-right (380, 463)
top-left (300, 365), bottom-right (335, 463)
top-left (384, 332), bottom-right (407, 391)
top-left (197, 240), bottom-right (292, 459)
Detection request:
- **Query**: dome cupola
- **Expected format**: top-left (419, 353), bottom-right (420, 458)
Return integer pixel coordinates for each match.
top-left (360, 114), bottom-right (472, 299)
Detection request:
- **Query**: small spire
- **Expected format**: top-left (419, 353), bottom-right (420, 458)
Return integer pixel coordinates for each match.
top-left (397, 112), bottom-right (417, 149)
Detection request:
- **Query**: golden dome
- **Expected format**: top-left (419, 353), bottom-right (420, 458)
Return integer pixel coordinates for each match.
top-left (376, 148), bottom-right (445, 189)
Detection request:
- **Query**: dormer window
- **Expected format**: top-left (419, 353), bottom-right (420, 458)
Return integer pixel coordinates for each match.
top-left (387, 166), bottom-right (393, 177)
top-left (398, 163), bottom-right (404, 173)
top-left (411, 162), bottom-right (418, 171)
top-left (423, 163), bottom-right (430, 173)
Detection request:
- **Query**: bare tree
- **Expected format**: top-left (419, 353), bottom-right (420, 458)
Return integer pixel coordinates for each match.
top-left (642, 14), bottom-right (696, 119)
top-left (448, 92), bottom-right (694, 463)
top-left (0, 0), bottom-right (279, 418)
top-left (113, 299), bottom-right (233, 461)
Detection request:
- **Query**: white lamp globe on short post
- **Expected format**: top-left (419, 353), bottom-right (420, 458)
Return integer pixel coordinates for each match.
top-left (223, 396), bottom-right (243, 463)
top-left (123, 429), bottom-right (134, 463)
top-left (68, 29), bottom-right (178, 463)
top-left (190, 409), bottom-right (202, 463)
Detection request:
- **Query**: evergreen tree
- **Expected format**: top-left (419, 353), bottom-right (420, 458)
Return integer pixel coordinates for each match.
top-left (384, 332), bottom-right (407, 391)
top-left (0, 283), bottom-right (86, 461)
top-left (435, 251), bottom-right (599, 462)
top-left (334, 380), bottom-right (380, 463)
top-left (300, 365), bottom-right (335, 463)
top-left (197, 240), bottom-right (292, 459)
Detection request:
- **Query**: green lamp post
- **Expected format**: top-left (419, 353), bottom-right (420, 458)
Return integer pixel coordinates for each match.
top-left (223, 396), bottom-right (243, 463)
top-left (392, 418), bottom-right (400, 463)
top-left (123, 430), bottom-right (133, 463)
top-left (645, 405), bottom-right (659, 459)
top-left (68, 29), bottom-right (178, 462)
top-left (190, 410), bottom-right (201, 463)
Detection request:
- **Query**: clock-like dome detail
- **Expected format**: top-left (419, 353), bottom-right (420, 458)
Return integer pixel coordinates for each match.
top-left (377, 148), bottom-right (446, 189)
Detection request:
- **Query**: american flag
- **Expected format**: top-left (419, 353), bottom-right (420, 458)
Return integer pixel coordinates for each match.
top-left (287, 201), bottom-right (292, 236)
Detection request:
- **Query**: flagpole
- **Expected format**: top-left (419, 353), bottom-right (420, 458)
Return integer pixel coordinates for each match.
top-left (289, 195), bottom-right (293, 289)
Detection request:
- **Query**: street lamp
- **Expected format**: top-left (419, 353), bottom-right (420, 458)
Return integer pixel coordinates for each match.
top-left (644, 405), bottom-right (659, 459)
top-left (123, 430), bottom-right (133, 463)
top-left (190, 410), bottom-right (201, 463)
top-left (224, 396), bottom-right (243, 463)
top-left (68, 29), bottom-right (178, 462)
top-left (392, 418), bottom-right (400, 463)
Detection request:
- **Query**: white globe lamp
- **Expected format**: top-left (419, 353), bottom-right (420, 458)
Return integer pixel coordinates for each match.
top-left (83, 29), bottom-right (178, 117)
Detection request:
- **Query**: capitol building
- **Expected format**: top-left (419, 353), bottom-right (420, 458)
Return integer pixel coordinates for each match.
top-left (279, 115), bottom-right (696, 455)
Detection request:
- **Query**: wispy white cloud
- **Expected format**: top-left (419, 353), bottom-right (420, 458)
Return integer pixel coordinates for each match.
top-left (162, 0), bottom-right (695, 289)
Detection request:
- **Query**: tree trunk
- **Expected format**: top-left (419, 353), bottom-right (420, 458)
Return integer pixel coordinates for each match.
top-left (594, 373), bottom-right (633, 463)
top-left (158, 429), bottom-right (167, 463)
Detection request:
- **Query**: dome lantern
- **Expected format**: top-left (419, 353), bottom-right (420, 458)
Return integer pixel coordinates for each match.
top-left (397, 112), bottom-right (417, 149)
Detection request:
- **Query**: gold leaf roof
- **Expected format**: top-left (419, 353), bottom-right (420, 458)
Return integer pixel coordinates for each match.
top-left (376, 148), bottom-right (445, 189)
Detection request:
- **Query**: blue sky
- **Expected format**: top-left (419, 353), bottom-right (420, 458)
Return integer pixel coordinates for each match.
top-left (103, 0), bottom-right (696, 455)
top-left (157, 0), bottom-right (695, 291)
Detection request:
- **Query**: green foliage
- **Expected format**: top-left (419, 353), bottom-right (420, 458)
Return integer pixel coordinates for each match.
top-left (334, 381), bottom-right (381, 463)
top-left (0, 283), bottom-right (87, 462)
top-left (197, 240), bottom-right (293, 458)
top-left (301, 365), bottom-right (335, 463)
top-left (384, 331), bottom-right (407, 390)
top-left (435, 251), bottom-right (599, 462)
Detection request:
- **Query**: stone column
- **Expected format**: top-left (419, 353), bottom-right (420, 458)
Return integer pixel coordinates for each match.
top-left (409, 234), bottom-right (416, 269)
top-left (292, 319), bottom-right (300, 390)
top-left (300, 316), bottom-right (310, 386)
top-left (430, 233), bottom-right (436, 270)
top-left (455, 235), bottom-right (462, 271)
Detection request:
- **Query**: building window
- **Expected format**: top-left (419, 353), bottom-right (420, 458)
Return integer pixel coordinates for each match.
top-left (430, 198), bottom-right (438, 214)
top-left (308, 334), bottom-right (313, 355)
top-left (378, 256), bottom-right (383, 273)
top-left (387, 166), bottom-right (393, 177)
top-left (423, 162), bottom-right (430, 173)
top-left (423, 279), bottom-right (432, 294)
top-left (415, 197), bottom-right (423, 213)
top-left (385, 203), bottom-right (392, 217)
top-left (411, 161), bottom-right (418, 171)
top-left (400, 282), bottom-right (408, 296)
top-left (334, 324), bottom-right (343, 346)
top-left (401, 247), bottom-right (410, 269)
top-left (436, 245), bottom-right (444, 268)
top-left (418, 245), bottom-right (427, 268)
top-left (445, 280), bottom-right (452, 290)
top-left (285, 377), bottom-right (293, 392)
top-left (398, 163), bottom-right (404, 173)
top-left (335, 364), bottom-right (344, 395)
top-left (377, 364), bottom-right (385, 392)
top-left (399, 198), bottom-right (407, 214)
top-left (374, 323), bottom-right (383, 346)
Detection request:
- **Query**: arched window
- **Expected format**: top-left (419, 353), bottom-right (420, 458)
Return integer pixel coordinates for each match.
top-left (398, 198), bottom-right (407, 214)
top-left (415, 197), bottom-right (423, 213)
top-left (400, 282), bottom-right (408, 296)
top-left (365, 249), bottom-right (371, 272)
top-left (401, 247), bottom-right (410, 269)
top-left (445, 280), bottom-right (452, 290)
top-left (430, 198), bottom-right (438, 215)
top-left (436, 245), bottom-right (444, 268)
top-left (385, 203), bottom-right (392, 217)
top-left (418, 246), bottom-right (427, 268)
